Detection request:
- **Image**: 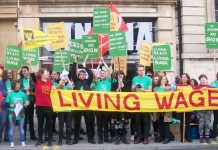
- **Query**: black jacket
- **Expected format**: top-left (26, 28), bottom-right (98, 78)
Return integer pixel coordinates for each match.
top-left (72, 62), bottom-right (93, 91)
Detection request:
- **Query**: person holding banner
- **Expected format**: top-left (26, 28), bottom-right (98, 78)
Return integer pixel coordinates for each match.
top-left (94, 57), bottom-right (112, 144)
top-left (152, 74), bottom-right (161, 142)
top-left (156, 76), bottom-right (172, 144)
top-left (211, 72), bottom-right (218, 141)
top-left (56, 72), bottom-right (73, 146)
top-left (6, 80), bottom-right (29, 148)
top-left (19, 66), bottom-right (37, 141)
top-left (195, 74), bottom-right (212, 144)
top-left (176, 73), bottom-right (193, 143)
top-left (29, 66), bottom-right (54, 147)
top-left (111, 70), bottom-right (130, 145)
top-left (0, 70), bottom-right (13, 143)
top-left (51, 71), bottom-right (60, 134)
top-left (72, 55), bottom-right (95, 144)
top-left (132, 64), bottom-right (152, 144)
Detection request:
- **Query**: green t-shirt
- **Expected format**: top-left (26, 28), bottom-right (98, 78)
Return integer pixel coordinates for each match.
top-left (132, 75), bottom-right (152, 91)
top-left (157, 87), bottom-right (164, 92)
top-left (90, 82), bottom-right (96, 91)
top-left (23, 78), bottom-right (29, 89)
top-left (6, 81), bottom-right (12, 93)
top-left (211, 81), bottom-right (218, 88)
top-left (96, 78), bottom-right (111, 92)
top-left (6, 91), bottom-right (29, 120)
top-left (52, 81), bottom-right (59, 88)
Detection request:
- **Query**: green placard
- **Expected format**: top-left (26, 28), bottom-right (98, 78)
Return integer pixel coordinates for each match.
top-left (152, 44), bottom-right (171, 71)
top-left (93, 7), bottom-right (110, 34)
top-left (109, 31), bottom-right (127, 57)
top-left (22, 48), bottom-right (38, 66)
top-left (53, 49), bottom-right (70, 72)
top-left (70, 39), bottom-right (85, 63)
top-left (5, 45), bottom-right (22, 70)
top-left (82, 35), bottom-right (100, 59)
top-left (205, 22), bottom-right (218, 49)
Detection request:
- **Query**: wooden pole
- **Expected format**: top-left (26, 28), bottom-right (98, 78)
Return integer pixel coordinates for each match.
top-left (59, 48), bottom-right (66, 71)
top-left (183, 112), bottom-right (185, 143)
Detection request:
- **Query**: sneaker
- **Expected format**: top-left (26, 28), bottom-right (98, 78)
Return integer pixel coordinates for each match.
top-left (205, 137), bottom-right (211, 144)
top-left (200, 137), bottom-right (204, 143)
top-left (21, 142), bottom-right (26, 147)
top-left (131, 135), bottom-right (135, 141)
top-left (10, 142), bottom-right (14, 148)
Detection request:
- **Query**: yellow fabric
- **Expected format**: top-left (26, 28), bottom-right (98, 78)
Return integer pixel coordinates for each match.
top-left (50, 88), bottom-right (218, 112)
top-left (22, 28), bottom-right (57, 50)
top-left (47, 22), bottom-right (68, 50)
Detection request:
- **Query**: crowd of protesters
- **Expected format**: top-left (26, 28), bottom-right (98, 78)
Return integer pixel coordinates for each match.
top-left (0, 56), bottom-right (218, 148)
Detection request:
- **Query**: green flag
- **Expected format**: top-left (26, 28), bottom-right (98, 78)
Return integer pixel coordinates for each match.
top-left (152, 44), bottom-right (171, 71)
top-left (53, 49), bottom-right (70, 72)
top-left (82, 35), bottom-right (100, 59)
top-left (109, 31), bottom-right (127, 57)
top-left (70, 39), bottom-right (85, 63)
top-left (205, 22), bottom-right (218, 49)
top-left (22, 48), bottom-right (38, 66)
top-left (93, 7), bottom-right (110, 34)
top-left (5, 45), bottom-right (22, 70)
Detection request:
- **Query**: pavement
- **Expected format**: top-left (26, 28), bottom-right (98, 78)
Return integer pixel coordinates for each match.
top-left (0, 116), bottom-right (218, 150)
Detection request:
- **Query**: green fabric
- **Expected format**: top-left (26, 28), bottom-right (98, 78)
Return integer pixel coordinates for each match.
top-left (23, 78), bottom-right (29, 89)
top-left (96, 78), bottom-right (111, 92)
top-left (52, 81), bottom-right (59, 88)
top-left (6, 81), bottom-right (11, 91)
top-left (157, 87), bottom-right (164, 92)
top-left (132, 75), bottom-right (152, 91)
top-left (6, 91), bottom-right (29, 120)
top-left (80, 86), bottom-right (84, 91)
top-left (211, 81), bottom-right (218, 88)
top-left (90, 82), bottom-right (96, 91)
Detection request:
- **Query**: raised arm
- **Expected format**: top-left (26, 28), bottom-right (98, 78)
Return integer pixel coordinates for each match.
top-left (27, 58), bottom-right (36, 82)
top-left (94, 59), bottom-right (103, 83)
top-left (72, 55), bottom-right (79, 83)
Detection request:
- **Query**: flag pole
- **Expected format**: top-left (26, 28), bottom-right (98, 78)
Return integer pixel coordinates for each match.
top-left (60, 48), bottom-right (66, 71)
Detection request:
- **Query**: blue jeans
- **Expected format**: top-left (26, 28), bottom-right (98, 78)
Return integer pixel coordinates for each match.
top-left (9, 117), bottom-right (25, 143)
top-left (0, 108), bottom-right (9, 141)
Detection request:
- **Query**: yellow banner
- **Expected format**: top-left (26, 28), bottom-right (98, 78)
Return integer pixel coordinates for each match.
top-left (140, 42), bottom-right (152, 66)
top-left (51, 88), bottom-right (218, 112)
top-left (22, 28), bottom-right (57, 50)
top-left (47, 22), bottom-right (68, 50)
top-left (114, 56), bottom-right (127, 75)
top-left (110, 12), bottom-right (119, 31)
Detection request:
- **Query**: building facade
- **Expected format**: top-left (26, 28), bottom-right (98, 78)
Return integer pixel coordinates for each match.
top-left (0, 0), bottom-right (217, 81)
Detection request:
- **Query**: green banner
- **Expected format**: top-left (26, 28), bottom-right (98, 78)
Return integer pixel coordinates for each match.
top-left (5, 45), bottom-right (22, 70)
top-left (82, 35), bottom-right (100, 59)
top-left (152, 44), bottom-right (171, 71)
top-left (205, 22), bottom-right (218, 49)
top-left (53, 49), bottom-right (70, 72)
top-left (22, 48), bottom-right (38, 66)
top-left (109, 31), bottom-right (127, 57)
top-left (70, 39), bottom-right (85, 63)
top-left (93, 7), bottom-right (110, 34)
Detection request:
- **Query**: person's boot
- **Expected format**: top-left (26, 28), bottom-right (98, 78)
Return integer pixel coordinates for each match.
top-left (123, 133), bottom-right (129, 144)
top-left (58, 134), bottom-right (62, 146)
top-left (66, 129), bottom-right (73, 145)
top-left (115, 134), bottom-right (120, 145)
top-left (162, 138), bottom-right (170, 144)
